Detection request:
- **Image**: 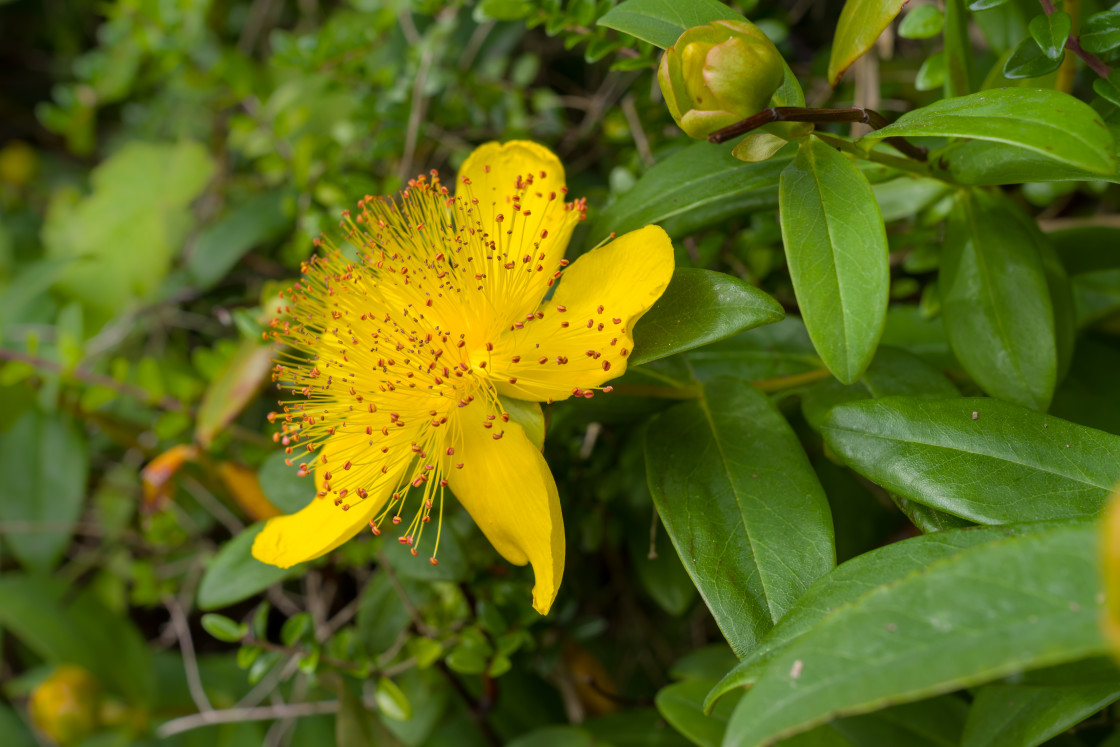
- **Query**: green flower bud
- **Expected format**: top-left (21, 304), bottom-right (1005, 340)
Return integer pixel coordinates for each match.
top-left (658, 20), bottom-right (786, 139)
top-left (29, 665), bottom-right (102, 746)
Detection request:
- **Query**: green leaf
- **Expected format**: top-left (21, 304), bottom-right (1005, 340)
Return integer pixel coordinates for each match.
top-left (281, 612), bottom-right (312, 646)
top-left (630, 513), bottom-right (698, 617)
top-left (197, 523), bottom-right (300, 610)
top-left (596, 0), bottom-right (742, 49)
top-left (943, 0), bottom-right (977, 95)
top-left (0, 409), bottom-right (88, 572)
top-left (1003, 36), bottom-right (1063, 79)
top-left (657, 679), bottom-right (742, 747)
top-left (721, 519), bottom-right (1106, 746)
top-left (940, 189), bottom-right (1056, 409)
top-left (779, 135), bottom-right (889, 384)
top-left (899, 5), bottom-right (944, 39)
top-left (828, 0), bottom-right (908, 84)
top-left (630, 269), bottom-right (785, 367)
top-left (961, 659), bottom-right (1120, 747)
top-left (645, 377), bottom-right (835, 657)
top-left (934, 138), bottom-right (1120, 185)
top-left (1029, 11), bottom-right (1071, 60)
top-left (863, 89), bottom-right (1117, 177)
top-left (258, 450), bottom-right (314, 514)
top-left (915, 51), bottom-right (948, 91)
top-left (42, 141), bottom-right (215, 318)
top-left (375, 676), bottom-right (413, 721)
top-left (821, 397), bottom-right (1120, 524)
top-left (195, 340), bottom-right (274, 449)
top-left (587, 141), bottom-right (790, 247)
top-left (708, 523), bottom-right (1057, 707)
top-left (684, 317), bottom-right (822, 382)
top-left (0, 703), bottom-right (35, 747)
top-left (186, 188), bottom-right (292, 291)
top-left (201, 613), bottom-right (247, 643)
top-left (1080, 11), bottom-right (1120, 56)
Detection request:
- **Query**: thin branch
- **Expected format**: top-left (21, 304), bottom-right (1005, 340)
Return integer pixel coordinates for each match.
top-left (620, 95), bottom-right (654, 167)
top-left (163, 595), bottom-right (213, 714)
top-left (707, 106), bottom-right (929, 162)
top-left (0, 348), bottom-right (184, 411)
top-left (157, 698), bottom-right (347, 738)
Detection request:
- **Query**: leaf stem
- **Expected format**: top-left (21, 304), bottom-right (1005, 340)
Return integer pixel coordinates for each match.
top-left (707, 106), bottom-right (929, 163)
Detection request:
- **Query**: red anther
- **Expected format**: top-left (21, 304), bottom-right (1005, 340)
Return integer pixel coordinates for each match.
top-left (508, 377), bottom-right (518, 384)
top-left (602, 361), bottom-right (611, 371)
top-left (446, 447), bottom-right (455, 455)
top-left (597, 305), bottom-right (604, 314)
top-left (429, 557), bottom-right (439, 565)
top-left (422, 516), bottom-right (431, 523)
top-left (559, 259), bottom-right (569, 266)
top-left (344, 461), bottom-right (352, 470)
top-left (341, 504), bottom-right (350, 511)
top-left (324, 471), bottom-right (332, 481)
top-left (538, 356), bottom-right (548, 364)
top-left (366, 426), bottom-right (373, 435)
top-left (371, 525), bottom-right (381, 536)
top-left (511, 355), bottom-right (521, 363)
top-left (456, 462), bottom-right (464, 469)
top-left (485, 342), bottom-right (493, 351)
top-left (492, 431), bottom-right (504, 440)
top-left (392, 516), bottom-right (402, 524)
top-left (603, 386), bottom-right (614, 393)
top-left (612, 317), bottom-right (621, 324)
top-left (439, 479), bottom-right (449, 487)
top-left (621, 348), bottom-right (629, 356)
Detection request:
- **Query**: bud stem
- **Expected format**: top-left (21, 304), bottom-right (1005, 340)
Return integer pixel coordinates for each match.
top-left (707, 106), bottom-right (928, 163)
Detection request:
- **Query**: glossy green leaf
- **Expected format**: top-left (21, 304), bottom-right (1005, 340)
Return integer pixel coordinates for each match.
top-left (683, 317), bottom-right (822, 382)
top-left (1003, 36), bottom-right (1063, 79)
top-left (596, 0), bottom-right (741, 48)
top-left (197, 523), bottom-right (299, 610)
top-left (899, 6), bottom-right (944, 39)
top-left (721, 519), bottom-right (1105, 746)
top-left (587, 141), bottom-right (790, 247)
top-left (779, 135), bottom-right (889, 384)
top-left (934, 139), bottom-right (1120, 185)
top-left (630, 269), bottom-right (785, 367)
top-left (822, 396), bottom-right (1120, 523)
top-left (657, 679), bottom-right (742, 747)
top-left (962, 659), bottom-right (1120, 747)
top-left (645, 377), bottom-right (835, 657)
top-left (1081, 11), bottom-right (1120, 56)
top-left (864, 89), bottom-right (1117, 177)
top-left (940, 189), bottom-right (1056, 409)
top-left (828, 0), bottom-right (907, 84)
top-left (1029, 11), bottom-right (1071, 60)
top-left (0, 409), bottom-right (88, 572)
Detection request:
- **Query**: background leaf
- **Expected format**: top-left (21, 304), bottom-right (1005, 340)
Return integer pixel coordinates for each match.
top-left (197, 523), bottom-right (299, 610)
top-left (596, 0), bottom-right (742, 48)
top-left (828, 0), bottom-right (908, 84)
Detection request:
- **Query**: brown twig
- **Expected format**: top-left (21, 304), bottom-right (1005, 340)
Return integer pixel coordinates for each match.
top-left (707, 106), bottom-right (929, 162)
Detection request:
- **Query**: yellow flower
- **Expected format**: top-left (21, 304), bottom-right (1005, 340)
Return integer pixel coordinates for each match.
top-left (252, 141), bottom-right (674, 614)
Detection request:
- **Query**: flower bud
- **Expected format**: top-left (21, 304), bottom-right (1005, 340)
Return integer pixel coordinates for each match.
top-left (28, 665), bottom-right (102, 746)
top-left (658, 20), bottom-right (786, 140)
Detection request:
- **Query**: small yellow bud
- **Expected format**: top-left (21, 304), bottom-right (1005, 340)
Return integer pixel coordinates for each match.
top-left (658, 20), bottom-right (786, 140)
top-left (28, 665), bottom-right (102, 746)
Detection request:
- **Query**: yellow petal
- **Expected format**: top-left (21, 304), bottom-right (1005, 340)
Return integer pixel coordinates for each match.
top-left (447, 400), bottom-right (565, 615)
top-left (251, 431), bottom-right (411, 568)
top-left (455, 141), bottom-right (584, 324)
top-left (490, 225), bottom-right (675, 402)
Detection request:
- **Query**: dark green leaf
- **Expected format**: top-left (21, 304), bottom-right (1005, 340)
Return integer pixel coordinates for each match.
top-left (506, 726), bottom-right (597, 747)
top-left (828, 0), bottom-right (908, 84)
top-left (722, 520), bottom-right (1105, 746)
top-left (630, 514), bottom-right (698, 616)
top-left (596, 0), bottom-right (741, 48)
top-left (0, 409), bottom-right (88, 572)
top-left (630, 269), bottom-right (785, 367)
top-left (1081, 11), bottom-right (1120, 56)
top-left (940, 189), bottom-right (1056, 409)
top-left (684, 317), bottom-right (822, 382)
top-left (864, 89), bottom-right (1117, 177)
top-left (1003, 36), bottom-right (1063, 78)
top-left (1051, 340), bottom-right (1120, 436)
top-left (197, 523), bottom-right (299, 610)
top-left (779, 135), bottom-right (889, 384)
top-left (899, 6), bottom-right (944, 39)
top-left (961, 659), bottom-right (1120, 747)
top-left (935, 138), bottom-right (1120, 185)
top-left (587, 141), bottom-right (790, 247)
top-left (646, 377), bottom-right (835, 656)
top-left (1029, 11), bottom-right (1071, 60)
top-left (822, 397), bottom-right (1120, 523)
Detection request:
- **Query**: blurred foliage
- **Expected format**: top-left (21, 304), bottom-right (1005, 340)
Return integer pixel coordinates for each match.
top-left (4, 0), bottom-right (1120, 745)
